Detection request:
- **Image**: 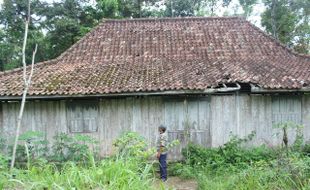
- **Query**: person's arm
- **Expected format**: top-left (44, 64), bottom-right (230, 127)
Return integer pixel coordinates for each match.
top-left (156, 134), bottom-right (163, 158)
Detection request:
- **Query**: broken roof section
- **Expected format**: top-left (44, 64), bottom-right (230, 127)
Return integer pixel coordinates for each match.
top-left (0, 17), bottom-right (309, 97)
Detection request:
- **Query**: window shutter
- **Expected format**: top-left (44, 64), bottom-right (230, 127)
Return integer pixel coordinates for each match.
top-left (272, 96), bottom-right (302, 125)
top-left (66, 100), bottom-right (99, 133)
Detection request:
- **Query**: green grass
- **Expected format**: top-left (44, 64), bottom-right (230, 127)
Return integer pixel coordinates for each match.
top-left (169, 157), bottom-right (310, 190)
top-left (0, 157), bottom-right (157, 190)
top-left (0, 132), bottom-right (161, 190)
top-left (169, 144), bottom-right (310, 190)
top-left (1, 131), bottom-right (310, 190)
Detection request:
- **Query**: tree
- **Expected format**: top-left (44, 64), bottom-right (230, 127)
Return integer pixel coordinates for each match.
top-left (164, 0), bottom-right (205, 17)
top-left (96, 0), bottom-right (160, 18)
top-left (0, 0), bottom-right (47, 70)
top-left (42, 0), bottom-right (100, 60)
top-left (96, 0), bottom-right (120, 18)
top-left (11, 0), bottom-right (37, 170)
top-left (0, 0), bottom-right (101, 70)
top-left (0, 28), bottom-right (13, 71)
top-left (261, 0), bottom-right (309, 54)
top-left (239, 0), bottom-right (257, 18)
top-left (163, 0), bottom-right (232, 17)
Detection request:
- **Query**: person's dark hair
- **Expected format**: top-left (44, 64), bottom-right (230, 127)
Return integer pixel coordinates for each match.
top-left (158, 125), bottom-right (166, 132)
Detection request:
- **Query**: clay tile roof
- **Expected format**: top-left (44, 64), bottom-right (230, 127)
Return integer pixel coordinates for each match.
top-left (0, 17), bottom-right (310, 97)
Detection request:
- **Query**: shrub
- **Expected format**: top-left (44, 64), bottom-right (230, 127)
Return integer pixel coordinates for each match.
top-left (231, 155), bottom-right (310, 190)
top-left (169, 162), bottom-right (196, 179)
top-left (0, 136), bottom-right (5, 153)
top-left (177, 130), bottom-right (310, 190)
top-left (113, 131), bottom-right (179, 161)
top-left (0, 154), bottom-right (9, 170)
top-left (113, 132), bottom-right (155, 160)
top-left (302, 142), bottom-right (310, 156)
top-left (51, 133), bottom-right (99, 162)
top-left (182, 132), bottom-right (276, 170)
top-left (18, 131), bottom-right (49, 158)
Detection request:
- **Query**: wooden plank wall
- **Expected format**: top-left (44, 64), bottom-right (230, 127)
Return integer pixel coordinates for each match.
top-left (1, 101), bottom-right (67, 144)
top-left (1, 94), bottom-right (309, 159)
top-left (211, 94), bottom-right (269, 147)
top-left (99, 97), bottom-right (211, 159)
top-left (0, 103), bottom-right (3, 135)
top-left (211, 94), bottom-right (303, 147)
top-left (302, 95), bottom-right (310, 142)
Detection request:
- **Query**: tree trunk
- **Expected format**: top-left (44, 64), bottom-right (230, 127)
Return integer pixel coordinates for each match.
top-left (10, 0), bottom-right (37, 170)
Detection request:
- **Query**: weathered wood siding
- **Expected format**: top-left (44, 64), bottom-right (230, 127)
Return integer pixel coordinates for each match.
top-left (0, 103), bottom-right (3, 134)
top-left (99, 97), bottom-right (211, 160)
top-left (1, 94), bottom-right (310, 159)
top-left (211, 94), bottom-right (306, 147)
top-left (302, 94), bottom-right (310, 141)
top-left (1, 101), bottom-right (67, 144)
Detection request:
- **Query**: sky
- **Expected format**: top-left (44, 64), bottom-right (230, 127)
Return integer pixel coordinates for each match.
top-left (217, 0), bottom-right (265, 27)
top-left (0, 0), bottom-right (265, 28)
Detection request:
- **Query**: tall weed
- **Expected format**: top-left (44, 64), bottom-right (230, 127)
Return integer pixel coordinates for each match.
top-left (0, 132), bottom-right (158, 190)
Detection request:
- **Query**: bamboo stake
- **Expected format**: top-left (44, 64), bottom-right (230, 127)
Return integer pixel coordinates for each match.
top-left (10, 0), bottom-right (37, 170)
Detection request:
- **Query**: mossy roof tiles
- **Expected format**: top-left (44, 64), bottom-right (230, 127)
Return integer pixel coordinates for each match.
top-left (0, 17), bottom-right (309, 96)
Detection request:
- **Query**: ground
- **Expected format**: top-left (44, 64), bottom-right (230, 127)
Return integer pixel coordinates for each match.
top-left (154, 177), bottom-right (198, 190)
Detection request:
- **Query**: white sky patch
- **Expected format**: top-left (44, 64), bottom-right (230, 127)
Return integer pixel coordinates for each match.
top-left (248, 1), bottom-right (266, 28)
top-left (215, 0), bottom-right (265, 28)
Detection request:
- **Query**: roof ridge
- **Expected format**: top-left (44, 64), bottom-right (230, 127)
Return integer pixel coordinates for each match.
top-left (101, 16), bottom-right (244, 22)
top-left (245, 20), bottom-right (310, 59)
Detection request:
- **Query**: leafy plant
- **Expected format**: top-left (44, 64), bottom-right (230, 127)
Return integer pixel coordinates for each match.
top-left (302, 142), bottom-right (310, 156)
top-left (0, 154), bottom-right (9, 170)
top-left (113, 132), bottom-right (154, 159)
top-left (182, 131), bottom-right (273, 170)
top-left (0, 136), bottom-right (6, 153)
top-left (113, 132), bottom-right (180, 161)
top-left (18, 131), bottom-right (49, 158)
top-left (169, 162), bottom-right (196, 179)
top-left (274, 122), bottom-right (306, 156)
top-left (51, 133), bottom-right (99, 163)
top-left (0, 132), bottom-right (160, 190)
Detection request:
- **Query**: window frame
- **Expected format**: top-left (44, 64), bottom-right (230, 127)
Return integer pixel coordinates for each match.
top-left (66, 100), bottom-right (99, 133)
top-left (271, 95), bottom-right (302, 125)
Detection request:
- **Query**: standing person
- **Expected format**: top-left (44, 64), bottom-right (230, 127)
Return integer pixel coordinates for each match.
top-left (157, 125), bottom-right (168, 182)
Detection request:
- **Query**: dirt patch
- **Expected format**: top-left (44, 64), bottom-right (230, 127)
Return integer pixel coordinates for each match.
top-left (153, 176), bottom-right (198, 190)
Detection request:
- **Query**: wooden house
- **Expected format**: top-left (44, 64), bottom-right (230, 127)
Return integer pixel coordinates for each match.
top-left (0, 17), bottom-right (310, 159)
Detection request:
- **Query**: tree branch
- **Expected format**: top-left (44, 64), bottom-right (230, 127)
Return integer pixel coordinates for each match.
top-left (27, 44), bottom-right (37, 86)
top-left (22, 20), bottom-right (29, 85)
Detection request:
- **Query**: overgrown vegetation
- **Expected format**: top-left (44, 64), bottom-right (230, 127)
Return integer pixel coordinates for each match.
top-left (1, 125), bottom-right (310, 189)
top-left (0, 131), bottom-right (166, 190)
top-left (170, 126), bottom-right (310, 190)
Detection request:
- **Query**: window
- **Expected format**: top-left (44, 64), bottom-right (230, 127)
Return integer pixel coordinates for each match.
top-left (66, 100), bottom-right (99, 133)
top-left (272, 96), bottom-right (301, 125)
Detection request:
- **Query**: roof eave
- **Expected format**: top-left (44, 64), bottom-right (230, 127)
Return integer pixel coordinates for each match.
top-left (0, 86), bottom-right (241, 101)
top-left (250, 87), bottom-right (310, 93)
top-left (1, 86), bottom-right (309, 101)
